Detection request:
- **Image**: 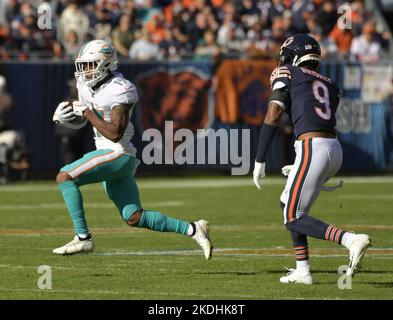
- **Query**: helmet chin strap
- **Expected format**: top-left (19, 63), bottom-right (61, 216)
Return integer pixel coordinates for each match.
top-left (83, 73), bottom-right (100, 88)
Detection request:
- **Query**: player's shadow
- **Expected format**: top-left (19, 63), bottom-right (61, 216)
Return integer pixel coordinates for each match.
top-left (322, 281), bottom-right (393, 287)
top-left (89, 274), bottom-right (114, 277)
top-left (266, 269), bottom-right (339, 274)
top-left (194, 271), bottom-right (263, 276)
top-left (362, 281), bottom-right (393, 288)
top-left (266, 270), bottom-right (392, 274)
top-left (350, 270), bottom-right (392, 274)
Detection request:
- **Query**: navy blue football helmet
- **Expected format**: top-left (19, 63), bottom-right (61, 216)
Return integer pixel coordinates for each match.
top-left (278, 34), bottom-right (321, 70)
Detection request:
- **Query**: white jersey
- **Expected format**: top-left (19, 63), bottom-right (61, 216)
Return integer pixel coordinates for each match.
top-left (76, 72), bottom-right (138, 156)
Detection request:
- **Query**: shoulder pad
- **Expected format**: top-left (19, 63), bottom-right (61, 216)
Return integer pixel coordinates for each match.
top-left (109, 77), bottom-right (138, 107)
top-left (270, 66), bottom-right (292, 85)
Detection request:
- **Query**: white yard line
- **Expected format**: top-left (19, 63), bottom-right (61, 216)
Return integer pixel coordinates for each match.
top-left (0, 264), bottom-right (72, 270)
top-left (2, 224), bottom-right (393, 236)
top-left (1, 246), bottom-right (391, 259)
top-left (0, 176), bottom-right (393, 192)
top-left (96, 247), bottom-right (393, 257)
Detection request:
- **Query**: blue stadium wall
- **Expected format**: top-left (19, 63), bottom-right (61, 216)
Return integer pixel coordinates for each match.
top-left (0, 61), bottom-right (392, 176)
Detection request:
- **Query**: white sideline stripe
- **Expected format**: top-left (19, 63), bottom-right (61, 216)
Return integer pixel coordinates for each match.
top-left (1, 176), bottom-right (393, 192)
top-left (96, 247), bottom-right (393, 257)
top-left (0, 201), bottom-right (182, 210)
top-left (0, 179), bottom-right (254, 192)
top-left (1, 224), bottom-right (392, 237)
top-left (0, 264), bottom-right (71, 270)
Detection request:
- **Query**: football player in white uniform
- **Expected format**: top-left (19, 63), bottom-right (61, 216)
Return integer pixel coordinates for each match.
top-left (52, 39), bottom-right (213, 259)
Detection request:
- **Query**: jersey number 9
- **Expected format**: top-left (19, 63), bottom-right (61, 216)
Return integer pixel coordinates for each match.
top-left (312, 80), bottom-right (331, 120)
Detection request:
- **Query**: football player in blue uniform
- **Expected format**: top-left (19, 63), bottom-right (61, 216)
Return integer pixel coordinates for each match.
top-left (253, 34), bottom-right (371, 284)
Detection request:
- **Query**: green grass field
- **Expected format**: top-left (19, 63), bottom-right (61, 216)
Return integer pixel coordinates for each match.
top-left (0, 176), bottom-right (393, 300)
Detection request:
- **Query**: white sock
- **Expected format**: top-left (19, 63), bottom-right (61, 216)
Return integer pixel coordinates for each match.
top-left (77, 233), bottom-right (89, 240)
top-left (341, 232), bottom-right (357, 249)
top-left (187, 224), bottom-right (195, 236)
top-left (296, 260), bottom-right (310, 273)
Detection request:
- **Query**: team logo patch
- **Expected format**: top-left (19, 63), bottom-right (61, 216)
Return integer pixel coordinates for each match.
top-left (99, 45), bottom-right (114, 57)
top-left (281, 37), bottom-right (294, 48)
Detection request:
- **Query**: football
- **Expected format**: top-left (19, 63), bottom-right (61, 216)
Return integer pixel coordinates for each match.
top-left (68, 99), bottom-right (86, 124)
top-left (57, 100), bottom-right (87, 130)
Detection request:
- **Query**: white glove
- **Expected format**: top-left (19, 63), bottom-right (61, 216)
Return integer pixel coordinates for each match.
top-left (53, 101), bottom-right (75, 123)
top-left (253, 161), bottom-right (266, 190)
top-left (72, 100), bottom-right (87, 117)
top-left (281, 164), bottom-right (294, 177)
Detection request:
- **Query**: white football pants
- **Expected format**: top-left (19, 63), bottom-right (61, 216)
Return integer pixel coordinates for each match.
top-left (280, 137), bottom-right (343, 224)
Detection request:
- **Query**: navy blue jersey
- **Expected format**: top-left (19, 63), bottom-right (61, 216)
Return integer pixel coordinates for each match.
top-left (270, 64), bottom-right (340, 138)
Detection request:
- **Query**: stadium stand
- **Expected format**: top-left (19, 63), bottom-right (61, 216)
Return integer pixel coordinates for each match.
top-left (0, 0), bottom-right (391, 62)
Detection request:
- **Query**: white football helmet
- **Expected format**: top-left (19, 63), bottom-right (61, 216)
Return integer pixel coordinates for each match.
top-left (74, 39), bottom-right (118, 88)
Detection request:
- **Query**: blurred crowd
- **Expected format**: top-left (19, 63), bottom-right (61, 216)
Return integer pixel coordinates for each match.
top-left (0, 0), bottom-right (391, 62)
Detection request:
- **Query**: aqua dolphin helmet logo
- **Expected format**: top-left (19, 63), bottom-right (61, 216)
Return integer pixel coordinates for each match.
top-left (99, 45), bottom-right (114, 57)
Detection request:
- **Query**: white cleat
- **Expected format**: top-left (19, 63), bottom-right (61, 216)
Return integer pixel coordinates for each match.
top-left (280, 268), bottom-right (314, 285)
top-left (192, 220), bottom-right (213, 260)
top-left (346, 234), bottom-right (371, 277)
top-left (52, 235), bottom-right (95, 255)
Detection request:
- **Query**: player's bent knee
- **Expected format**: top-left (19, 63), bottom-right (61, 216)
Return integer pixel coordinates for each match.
top-left (285, 219), bottom-right (299, 232)
top-left (126, 209), bottom-right (143, 226)
top-left (285, 221), bottom-right (294, 232)
top-left (285, 214), bottom-right (307, 232)
top-left (56, 171), bottom-right (73, 184)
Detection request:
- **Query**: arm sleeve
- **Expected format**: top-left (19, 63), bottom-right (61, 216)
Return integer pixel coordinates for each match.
top-left (255, 123), bottom-right (278, 163)
top-left (269, 87), bottom-right (290, 110)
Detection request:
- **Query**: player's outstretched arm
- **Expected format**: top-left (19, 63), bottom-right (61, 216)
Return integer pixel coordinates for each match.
top-left (253, 102), bottom-right (283, 189)
top-left (263, 102), bottom-right (284, 126)
top-left (83, 104), bottom-right (131, 142)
